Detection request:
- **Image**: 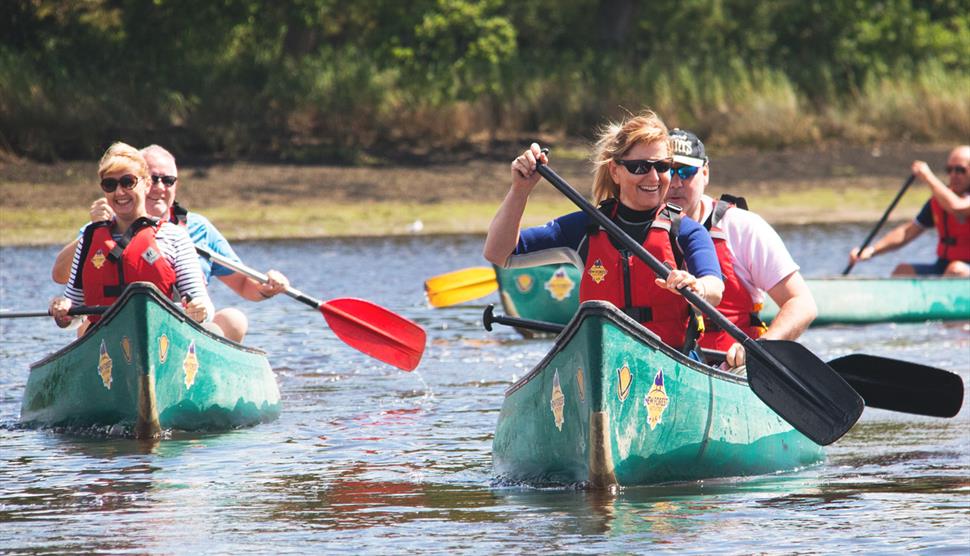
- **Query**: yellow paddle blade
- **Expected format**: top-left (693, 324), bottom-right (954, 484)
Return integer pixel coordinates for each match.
top-left (424, 267), bottom-right (498, 308)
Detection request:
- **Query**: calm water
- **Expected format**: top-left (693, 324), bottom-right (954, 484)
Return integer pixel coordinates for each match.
top-left (1, 225), bottom-right (968, 554)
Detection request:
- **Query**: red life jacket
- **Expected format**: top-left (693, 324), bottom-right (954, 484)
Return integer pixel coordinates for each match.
top-left (698, 195), bottom-right (767, 351)
top-left (931, 197), bottom-right (970, 262)
top-left (75, 218), bottom-right (177, 324)
top-left (579, 203), bottom-right (693, 349)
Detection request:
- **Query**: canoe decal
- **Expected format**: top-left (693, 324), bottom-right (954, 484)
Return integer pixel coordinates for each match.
top-left (617, 363), bottom-right (632, 401)
top-left (645, 370), bottom-right (670, 430)
top-left (515, 274), bottom-right (534, 293)
top-left (544, 267), bottom-right (576, 301)
top-left (120, 336), bottom-right (132, 363)
top-left (588, 259), bottom-right (608, 284)
top-left (183, 341), bottom-right (200, 389)
top-left (550, 370), bottom-right (565, 431)
top-left (91, 249), bottom-right (106, 269)
top-left (158, 334), bottom-right (170, 364)
top-left (576, 367), bottom-right (585, 402)
top-left (97, 339), bottom-right (113, 389)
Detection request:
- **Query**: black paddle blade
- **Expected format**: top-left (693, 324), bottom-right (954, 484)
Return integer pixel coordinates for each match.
top-left (745, 339), bottom-right (865, 446)
top-left (827, 354), bottom-right (964, 418)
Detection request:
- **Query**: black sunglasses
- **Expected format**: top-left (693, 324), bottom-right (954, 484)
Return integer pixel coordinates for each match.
top-left (945, 165), bottom-right (967, 175)
top-left (151, 174), bottom-right (178, 187)
top-left (100, 174), bottom-right (140, 193)
top-left (615, 159), bottom-right (672, 175)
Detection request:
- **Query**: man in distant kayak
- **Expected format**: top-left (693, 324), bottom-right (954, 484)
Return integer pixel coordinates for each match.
top-left (848, 145), bottom-right (970, 277)
top-left (664, 129), bottom-right (817, 368)
top-left (52, 144), bottom-right (290, 341)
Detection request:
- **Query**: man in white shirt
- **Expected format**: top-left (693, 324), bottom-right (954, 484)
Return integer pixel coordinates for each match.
top-left (665, 129), bottom-right (817, 368)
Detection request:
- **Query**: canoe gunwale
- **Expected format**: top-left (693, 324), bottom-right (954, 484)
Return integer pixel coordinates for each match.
top-left (504, 300), bottom-right (747, 397)
top-left (29, 282), bottom-right (265, 371)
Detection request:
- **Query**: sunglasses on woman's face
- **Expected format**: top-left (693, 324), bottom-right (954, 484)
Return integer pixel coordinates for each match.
top-left (615, 159), bottom-right (672, 175)
top-left (945, 165), bottom-right (968, 175)
top-left (100, 174), bottom-right (140, 193)
top-left (151, 174), bottom-right (178, 187)
top-left (670, 165), bottom-right (700, 180)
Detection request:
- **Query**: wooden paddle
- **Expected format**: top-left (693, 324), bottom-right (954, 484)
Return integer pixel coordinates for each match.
top-left (534, 158), bottom-right (864, 445)
top-left (0, 306), bottom-right (107, 319)
top-left (197, 246), bottom-right (426, 371)
top-left (424, 266), bottom-right (498, 308)
top-left (482, 306), bottom-right (964, 418)
top-left (843, 175), bottom-right (916, 275)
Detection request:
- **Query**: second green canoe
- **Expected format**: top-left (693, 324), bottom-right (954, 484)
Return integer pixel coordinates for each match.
top-left (495, 264), bottom-right (969, 328)
top-left (20, 282), bottom-right (281, 438)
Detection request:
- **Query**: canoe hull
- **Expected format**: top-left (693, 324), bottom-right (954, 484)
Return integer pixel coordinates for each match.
top-left (21, 283), bottom-right (281, 437)
top-left (492, 301), bottom-right (824, 487)
top-left (761, 276), bottom-right (970, 324)
top-left (497, 264), bottom-right (970, 328)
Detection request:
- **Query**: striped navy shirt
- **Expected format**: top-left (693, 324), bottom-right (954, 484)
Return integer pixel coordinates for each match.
top-left (64, 220), bottom-right (214, 320)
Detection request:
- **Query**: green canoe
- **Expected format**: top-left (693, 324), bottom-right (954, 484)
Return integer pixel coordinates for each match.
top-left (21, 283), bottom-right (281, 438)
top-left (492, 300), bottom-right (824, 487)
top-left (497, 264), bottom-right (970, 328)
top-left (494, 263), bottom-right (579, 335)
top-left (761, 276), bottom-right (970, 325)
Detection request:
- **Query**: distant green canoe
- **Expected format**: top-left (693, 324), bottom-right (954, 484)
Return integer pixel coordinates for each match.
top-left (494, 264), bottom-right (579, 335)
top-left (492, 301), bottom-right (824, 487)
top-left (761, 276), bottom-right (970, 325)
top-left (21, 283), bottom-right (281, 438)
top-left (497, 264), bottom-right (969, 327)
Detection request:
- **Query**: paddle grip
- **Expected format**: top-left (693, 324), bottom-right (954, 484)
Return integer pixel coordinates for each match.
top-left (482, 304), bottom-right (565, 334)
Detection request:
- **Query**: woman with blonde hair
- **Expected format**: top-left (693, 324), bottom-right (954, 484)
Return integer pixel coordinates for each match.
top-left (49, 142), bottom-right (213, 330)
top-left (483, 110), bottom-right (723, 352)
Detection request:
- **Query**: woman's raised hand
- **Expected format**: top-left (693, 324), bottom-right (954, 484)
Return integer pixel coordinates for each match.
top-left (510, 143), bottom-right (548, 193)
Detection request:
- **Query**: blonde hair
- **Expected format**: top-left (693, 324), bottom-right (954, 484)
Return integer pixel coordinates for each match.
top-left (98, 141), bottom-right (150, 181)
top-left (590, 110), bottom-right (670, 204)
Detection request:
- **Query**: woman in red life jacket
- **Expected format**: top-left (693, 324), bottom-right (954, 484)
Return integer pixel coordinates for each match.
top-left (848, 145), bottom-right (970, 277)
top-left (49, 144), bottom-right (290, 342)
top-left (665, 129), bottom-right (817, 369)
top-left (49, 142), bottom-right (214, 330)
top-left (483, 110), bottom-right (724, 353)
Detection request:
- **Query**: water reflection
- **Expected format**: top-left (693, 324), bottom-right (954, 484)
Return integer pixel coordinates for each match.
top-left (1, 228), bottom-right (968, 553)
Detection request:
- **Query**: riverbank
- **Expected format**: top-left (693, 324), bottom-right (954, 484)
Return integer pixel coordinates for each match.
top-left (0, 142), bottom-right (951, 246)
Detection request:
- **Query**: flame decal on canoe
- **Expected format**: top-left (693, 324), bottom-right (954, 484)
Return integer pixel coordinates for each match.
top-left (97, 339), bottom-right (113, 389)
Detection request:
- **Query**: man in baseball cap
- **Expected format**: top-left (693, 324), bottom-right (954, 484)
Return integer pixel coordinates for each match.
top-left (665, 128), bottom-right (817, 370)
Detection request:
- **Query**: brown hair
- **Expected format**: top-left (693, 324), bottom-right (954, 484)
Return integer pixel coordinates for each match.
top-left (590, 110), bottom-right (670, 204)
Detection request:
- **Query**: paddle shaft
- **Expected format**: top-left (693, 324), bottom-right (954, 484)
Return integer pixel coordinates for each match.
top-left (534, 160), bottom-right (870, 440)
top-left (842, 174), bottom-right (916, 275)
top-left (0, 306), bottom-right (107, 319)
top-left (196, 245), bottom-right (323, 309)
top-left (534, 162), bottom-right (803, 379)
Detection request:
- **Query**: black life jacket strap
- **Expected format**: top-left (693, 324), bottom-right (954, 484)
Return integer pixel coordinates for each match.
top-left (170, 201), bottom-right (189, 225)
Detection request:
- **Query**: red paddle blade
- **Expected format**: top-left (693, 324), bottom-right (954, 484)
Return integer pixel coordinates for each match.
top-left (319, 298), bottom-right (427, 371)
